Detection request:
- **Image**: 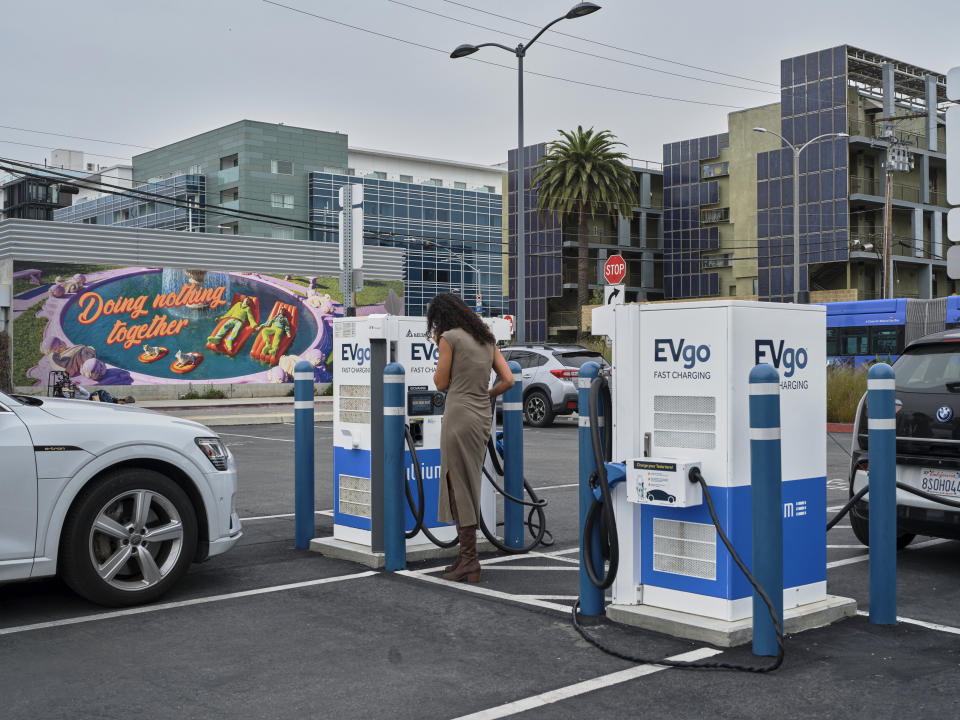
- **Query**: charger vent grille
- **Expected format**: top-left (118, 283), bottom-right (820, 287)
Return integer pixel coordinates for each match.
top-left (334, 322), bottom-right (356, 339)
top-left (338, 474), bottom-right (371, 518)
top-left (652, 518), bottom-right (716, 580)
top-left (653, 395), bottom-right (716, 450)
top-left (337, 384), bottom-right (370, 424)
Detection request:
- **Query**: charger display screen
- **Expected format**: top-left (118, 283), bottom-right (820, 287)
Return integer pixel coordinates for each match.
top-left (407, 387), bottom-right (444, 416)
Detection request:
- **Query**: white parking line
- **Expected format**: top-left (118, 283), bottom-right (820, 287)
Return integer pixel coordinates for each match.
top-left (0, 571), bottom-right (377, 637)
top-left (450, 647), bottom-right (723, 720)
top-left (855, 610), bottom-right (960, 636)
top-left (241, 509), bottom-right (334, 521)
top-left (398, 570), bottom-right (570, 613)
top-left (532, 482), bottom-right (579, 491)
top-left (218, 432), bottom-right (295, 443)
top-left (467, 566), bottom-right (578, 572)
top-left (827, 538), bottom-right (951, 568)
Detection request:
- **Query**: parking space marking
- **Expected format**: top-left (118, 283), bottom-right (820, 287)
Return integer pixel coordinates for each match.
top-left (827, 538), bottom-right (951, 569)
top-left (450, 647), bottom-right (723, 720)
top-left (855, 610), bottom-right (960, 636)
top-left (531, 482), bottom-right (579, 491)
top-left (398, 570), bottom-right (571, 613)
top-left (0, 571), bottom-right (376, 637)
top-left (218, 432), bottom-right (295, 443)
top-left (468, 566), bottom-right (578, 572)
top-left (827, 544), bottom-right (867, 549)
top-left (241, 509), bottom-right (334, 521)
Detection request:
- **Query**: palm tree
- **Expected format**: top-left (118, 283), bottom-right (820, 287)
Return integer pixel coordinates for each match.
top-left (532, 126), bottom-right (637, 340)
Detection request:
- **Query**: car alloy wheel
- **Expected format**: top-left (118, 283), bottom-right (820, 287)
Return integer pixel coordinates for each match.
top-left (523, 390), bottom-right (554, 427)
top-left (89, 489), bottom-right (185, 592)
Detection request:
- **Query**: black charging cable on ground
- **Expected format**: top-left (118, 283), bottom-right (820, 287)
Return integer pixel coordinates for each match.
top-left (826, 479), bottom-right (960, 531)
top-left (573, 374), bottom-right (784, 673)
top-left (402, 423), bottom-right (552, 553)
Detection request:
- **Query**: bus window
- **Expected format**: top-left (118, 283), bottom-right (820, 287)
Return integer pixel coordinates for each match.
top-left (826, 327), bottom-right (840, 356)
top-left (842, 327), bottom-right (869, 355)
top-left (870, 326), bottom-right (902, 357)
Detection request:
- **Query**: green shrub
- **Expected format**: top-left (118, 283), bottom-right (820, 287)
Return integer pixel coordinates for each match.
top-left (180, 390), bottom-right (200, 400)
top-left (320, 383), bottom-right (333, 396)
top-left (826, 366), bottom-right (868, 423)
top-left (200, 388), bottom-right (227, 400)
top-left (580, 336), bottom-right (611, 363)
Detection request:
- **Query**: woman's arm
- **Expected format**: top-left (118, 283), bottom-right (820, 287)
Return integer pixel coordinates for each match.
top-left (433, 336), bottom-right (452, 391)
top-left (488, 347), bottom-right (515, 399)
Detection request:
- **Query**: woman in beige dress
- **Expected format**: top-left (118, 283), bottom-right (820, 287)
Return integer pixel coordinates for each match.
top-left (427, 294), bottom-right (514, 582)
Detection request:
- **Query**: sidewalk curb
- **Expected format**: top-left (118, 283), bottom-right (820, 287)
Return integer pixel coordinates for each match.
top-left (827, 423), bottom-right (853, 433)
top-left (154, 411), bottom-right (333, 426)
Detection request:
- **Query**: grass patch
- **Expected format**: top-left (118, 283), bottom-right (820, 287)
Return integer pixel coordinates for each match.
top-left (12, 310), bottom-right (48, 387)
top-left (827, 366), bottom-right (868, 423)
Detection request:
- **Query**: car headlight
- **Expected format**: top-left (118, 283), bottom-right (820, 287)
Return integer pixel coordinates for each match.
top-left (195, 437), bottom-right (229, 470)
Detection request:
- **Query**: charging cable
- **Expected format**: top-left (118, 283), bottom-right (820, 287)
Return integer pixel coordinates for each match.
top-left (574, 375), bottom-right (784, 673)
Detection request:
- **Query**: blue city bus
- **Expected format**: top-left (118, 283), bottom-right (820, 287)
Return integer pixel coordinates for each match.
top-left (822, 297), bottom-right (960, 368)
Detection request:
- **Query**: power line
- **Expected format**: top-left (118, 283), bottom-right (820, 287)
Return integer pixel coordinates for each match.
top-left (0, 124), bottom-right (152, 150)
top-left (260, 0), bottom-right (746, 109)
top-left (0, 138), bottom-right (131, 162)
top-left (439, 0), bottom-right (779, 87)
top-left (386, 0), bottom-right (776, 95)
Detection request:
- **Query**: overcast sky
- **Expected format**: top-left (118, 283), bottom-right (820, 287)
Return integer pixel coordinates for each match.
top-left (1, 0), bottom-right (957, 171)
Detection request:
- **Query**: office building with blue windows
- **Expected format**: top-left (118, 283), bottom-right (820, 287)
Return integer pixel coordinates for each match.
top-left (309, 168), bottom-right (505, 317)
top-left (663, 46), bottom-right (953, 303)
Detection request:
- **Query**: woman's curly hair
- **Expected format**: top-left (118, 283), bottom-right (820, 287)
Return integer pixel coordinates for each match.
top-left (426, 293), bottom-right (495, 347)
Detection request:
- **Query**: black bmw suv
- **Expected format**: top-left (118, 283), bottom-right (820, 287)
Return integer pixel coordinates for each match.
top-left (848, 330), bottom-right (960, 547)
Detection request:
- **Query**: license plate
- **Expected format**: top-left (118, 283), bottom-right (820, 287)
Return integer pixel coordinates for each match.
top-left (916, 468), bottom-right (960, 499)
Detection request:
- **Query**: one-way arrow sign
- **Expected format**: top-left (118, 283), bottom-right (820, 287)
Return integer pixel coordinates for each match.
top-left (604, 284), bottom-right (625, 305)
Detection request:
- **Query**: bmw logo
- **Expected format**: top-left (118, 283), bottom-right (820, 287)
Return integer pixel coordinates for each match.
top-left (936, 405), bottom-right (953, 423)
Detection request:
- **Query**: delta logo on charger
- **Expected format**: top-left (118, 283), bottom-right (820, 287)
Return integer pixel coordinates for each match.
top-left (755, 339), bottom-right (809, 389)
top-left (653, 338), bottom-right (712, 380)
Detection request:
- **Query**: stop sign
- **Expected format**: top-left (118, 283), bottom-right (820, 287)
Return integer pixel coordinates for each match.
top-left (604, 254), bottom-right (626, 284)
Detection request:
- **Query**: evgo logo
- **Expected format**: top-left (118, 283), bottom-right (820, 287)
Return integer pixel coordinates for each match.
top-left (341, 343), bottom-right (371, 366)
top-left (654, 339), bottom-right (711, 369)
top-left (755, 339), bottom-right (808, 378)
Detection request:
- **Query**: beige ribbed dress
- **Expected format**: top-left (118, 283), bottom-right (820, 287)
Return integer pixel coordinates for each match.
top-left (437, 328), bottom-right (494, 526)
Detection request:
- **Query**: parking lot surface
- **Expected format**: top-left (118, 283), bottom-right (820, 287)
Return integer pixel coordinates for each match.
top-left (2, 423), bottom-right (958, 719)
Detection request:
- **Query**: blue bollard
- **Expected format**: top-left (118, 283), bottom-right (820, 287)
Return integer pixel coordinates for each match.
top-left (749, 363), bottom-right (783, 657)
top-left (293, 360), bottom-right (315, 549)
top-left (867, 362), bottom-right (897, 624)
top-left (383, 362), bottom-right (407, 571)
top-left (502, 360), bottom-right (524, 548)
top-left (578, 361), bottom-right (605, 617)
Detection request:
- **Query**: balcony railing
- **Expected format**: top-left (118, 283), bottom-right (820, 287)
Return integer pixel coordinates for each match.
top-left (849, 232), bottom-right (944, 261)
top-left (217, 166), bottom-right (239, 185)
top-left (548, 311), bottom-right (579, 328)
top-left (849, 176), bottom-right (923, 204)
top-left (847, 118), bottom-right (928, 149)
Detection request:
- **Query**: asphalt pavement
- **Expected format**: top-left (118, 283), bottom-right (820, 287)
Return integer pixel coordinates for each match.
top-left (1, 423), bottom-right (958, 719)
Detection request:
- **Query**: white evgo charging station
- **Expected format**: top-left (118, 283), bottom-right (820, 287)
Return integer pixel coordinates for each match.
top-left (312, 314), bottom-right (509, 564)
top-left (591, 300), bottom-right (855, 639)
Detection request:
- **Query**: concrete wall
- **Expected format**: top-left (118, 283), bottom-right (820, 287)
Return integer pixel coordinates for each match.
top-left (727, 103), bottom-right (781, 297)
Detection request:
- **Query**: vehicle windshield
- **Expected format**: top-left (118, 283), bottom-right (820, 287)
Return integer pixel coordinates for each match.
top-left (554, 350), bottom-right (607, 368)
top-left (894, 344), bottom-right (960, 392)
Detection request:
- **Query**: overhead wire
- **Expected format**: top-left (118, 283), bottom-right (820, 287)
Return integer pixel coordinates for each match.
top-left (438, 0), bottom-right (779, 87)
top-left (385, 0), bottom-right (777, 95)
top-left (260, 0), bottom-right (747, 109)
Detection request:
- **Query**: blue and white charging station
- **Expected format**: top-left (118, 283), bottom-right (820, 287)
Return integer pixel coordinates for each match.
top-left (324, 314), bottom-right (508, 556)
top-left (592, 301), bottom-right (829, 623)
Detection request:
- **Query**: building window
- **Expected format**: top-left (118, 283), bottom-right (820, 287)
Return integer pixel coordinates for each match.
top-left (701, 207), bottom-right (730, 223)
top-left (484, 185), bottom-right (496, 193)
top-left (454, 181), bottom-right (467, 190)
top-left (137, 201), bottom-right (156, 216)
top-left (366, 171), bottom-right (387, 180)
top-left (702, 252), bottom-right (733, 269)
top-left (219, 222), bottom-right (239, 235)
top-left (271, 160), bottom-right (294, 175)
top-left (81, 216), bottom-right (97, 224)
top-left (189, 164), bottom-right (202, 175)
top-left (113, 209), bottom-right (130, 223)
top-left (220, 154), bottom-right (239, 170)
top-left (400, 174), bottom-right (413, 183)
top-left (220, 188), bottom-right (239, 203)
top-left (271, 193), bottom-right (294, 209)
top-left (701, 161), bottom-right (729, 179)
top-left (272, 228), bottom-right (295, 240)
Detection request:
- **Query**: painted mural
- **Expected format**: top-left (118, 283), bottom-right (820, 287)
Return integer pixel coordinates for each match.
top-left (12, 262), bottom-right (402, 387)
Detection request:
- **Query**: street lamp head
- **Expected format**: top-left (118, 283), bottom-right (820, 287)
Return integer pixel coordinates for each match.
top-left (566, 2), bottom-right (601, 18)
top-left (752, 127), bottom-right (769, 133)
top-left (450, 43), bottom-right (479, 59)
top-left (836, 133), bottom-right (849, 138)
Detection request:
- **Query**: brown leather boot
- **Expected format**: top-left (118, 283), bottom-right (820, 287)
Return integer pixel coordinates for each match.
top-left (443, 484), bottom-right (462, 573)
top-left (442, 524), bottom-right (481, 582)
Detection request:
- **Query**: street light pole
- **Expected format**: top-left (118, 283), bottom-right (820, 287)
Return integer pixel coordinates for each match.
top-left (753, 128), bottom-right (848, 303)
top-left (451, 2), bottom-right (601, 343)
